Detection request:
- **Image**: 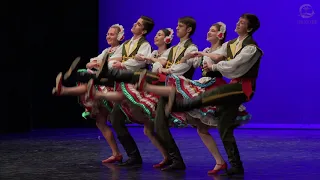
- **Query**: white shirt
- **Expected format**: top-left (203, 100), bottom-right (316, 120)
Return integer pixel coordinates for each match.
top-left (110, 37), bottom-right (152, 71)
top-left (213, 38), bottom-right (259, 79)
top-left (168, 39), bottom-right (200, 76)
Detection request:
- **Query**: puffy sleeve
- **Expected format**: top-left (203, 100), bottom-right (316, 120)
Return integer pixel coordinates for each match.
top-left (213, 42), bottom-right (228, 57)
top-left (147, 50), bottom-right (157, 58)
top-left (202, 47), bottom-right (213, 65)
top-left (91, 48), bottom-right (109, 63)
top-left (214, 45), bottom-right (258, 79)
top-left (185, 45), bottom-right (201, 68)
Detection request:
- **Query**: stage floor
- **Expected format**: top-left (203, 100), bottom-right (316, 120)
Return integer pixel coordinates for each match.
top-left (1, 127), bottom-right (320, 180)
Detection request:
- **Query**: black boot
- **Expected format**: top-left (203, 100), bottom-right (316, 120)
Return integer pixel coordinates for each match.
top-left (98, 68), bottom-right (160, 87)
top-left (171, 83), bottom-right (246, 113)
top-left (171, 96), bottom-right (203, 112)
top-left (97, 68), bottom-right (142, 85)
top-left (220, 141), bottom-right (244, 177)
top-left (94, 59), bottom-right (143, 84)
top-left (154, 97), bottom-right (186, 171)
top-left (117, 135), bottom-right (142, 166)
top-left (220, 167), bottom-right (244, 177)
top-left (159, 130), bottom-right (186, 171)
top-left (75, 71), bottom-right (98, 83)
top-left (161, 145), bottom-right (186, 171)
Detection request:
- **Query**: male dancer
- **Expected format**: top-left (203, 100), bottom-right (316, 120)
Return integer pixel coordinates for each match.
top-left (153, 16), bottom-right (199, 171)
top-left (166, 13), bottom-right (262, 176)
top-left (106, 15), bottom-right (154, 166)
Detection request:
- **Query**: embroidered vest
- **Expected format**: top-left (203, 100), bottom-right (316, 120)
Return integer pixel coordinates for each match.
top-left (165, 39), bottom-right (196, 79)
top-left (121, 37), bottom-right (148, 62)
top-left (226, 36), bottom-right (262, 79)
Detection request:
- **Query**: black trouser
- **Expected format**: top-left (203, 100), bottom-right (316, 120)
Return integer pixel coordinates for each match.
top-left (154, 97), bottom-right (185, 165)
top-left (109, 105), bottom-right (142, 161)
top-left (217, 103), bottom-right (243, 168)
top-left (64, 69), bottom-right (117, 88)
top-left (96, 68), bottom-right (160, 86)
top-left (172, 83), bottom-right (254, 168)
top-left (63, 70), bottom-right (109, 87)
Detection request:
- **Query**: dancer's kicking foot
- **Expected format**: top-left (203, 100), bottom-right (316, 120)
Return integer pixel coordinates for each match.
top-left (63, 57), bottom-right (81, 80)
top-left (52, 72), bottom-right (63, 95)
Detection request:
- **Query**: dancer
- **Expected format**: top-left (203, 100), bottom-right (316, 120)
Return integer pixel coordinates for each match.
top-left (141, 14), bottom-right (262, 176)
top-left (154, 17), bottom-right (198, 172)
top-left (53, 24), bottom-right (126, 164)
top-left (117, 28), bottom-right (174, 122)
top-left (52, 23), bottom-right (124, 97)
top-left (145, 28), bottom-right (174, 73)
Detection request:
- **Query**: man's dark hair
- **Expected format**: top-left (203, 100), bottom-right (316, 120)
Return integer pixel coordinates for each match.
top-left (178, 16), bottom-right (196, 37)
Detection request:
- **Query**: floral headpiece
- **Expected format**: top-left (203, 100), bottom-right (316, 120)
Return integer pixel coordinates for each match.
top-left (216, 22), bottom-right (226, 40)
top-left (164, 28), bottom-right (174, 44)
top-left (112, 24), bottom-right (125, 41)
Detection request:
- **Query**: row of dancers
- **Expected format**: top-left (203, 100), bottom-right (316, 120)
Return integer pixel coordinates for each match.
top-left (52, 13), bottom-right (262, 177)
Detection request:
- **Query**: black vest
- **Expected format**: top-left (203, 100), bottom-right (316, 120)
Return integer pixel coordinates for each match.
top-left (226, 36), bottom-right (262, 79)
top-left (165, 39), bottom-right (196, 79)
top-left (121, 37), bottom-right (148, 61)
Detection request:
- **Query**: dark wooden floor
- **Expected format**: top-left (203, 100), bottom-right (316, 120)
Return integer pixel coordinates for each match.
top-left (1, 127), bottom-right (320, 180)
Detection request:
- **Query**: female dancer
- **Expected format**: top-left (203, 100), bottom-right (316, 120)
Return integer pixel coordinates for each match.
top-left (118, 28), bottom-right (174, 122)
top-left (53, 24), bottom-right (125, 164)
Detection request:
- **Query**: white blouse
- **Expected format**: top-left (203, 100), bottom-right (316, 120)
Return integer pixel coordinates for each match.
top-left (148, 48), bottom-right (171, 72)
top-left (90, 46), bottom-right (118, 63)
top-left (88, 46), bottom-right (119, 72)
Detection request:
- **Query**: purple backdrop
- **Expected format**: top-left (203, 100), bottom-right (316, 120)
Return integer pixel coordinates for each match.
top-left (99, 0), bottom-right (319, 127)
